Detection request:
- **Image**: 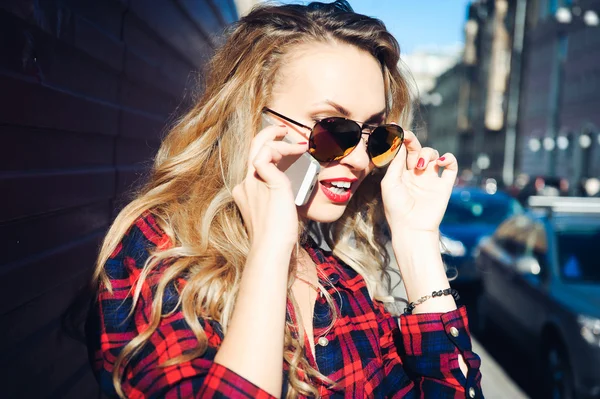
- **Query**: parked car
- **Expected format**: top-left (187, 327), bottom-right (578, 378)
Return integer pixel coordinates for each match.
top-left (440, 187), bottom-right (523, 283)
top-left (513, 175), bottom-right (570, 206)
top-left (476, 196), bottom-right (600, 399)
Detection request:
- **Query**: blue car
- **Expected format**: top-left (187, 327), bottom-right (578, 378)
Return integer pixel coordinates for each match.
top-left (440, 187), bottom-right (523, 283)
top-left (475, 197), bottom-right (600, 398)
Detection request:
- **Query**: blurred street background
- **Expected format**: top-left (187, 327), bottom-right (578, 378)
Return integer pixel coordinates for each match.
top-left (1, 0), bottom-right (599, 398)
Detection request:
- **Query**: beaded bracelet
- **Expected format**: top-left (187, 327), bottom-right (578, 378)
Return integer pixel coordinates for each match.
top-left (404, 288), bottom-right (460, 314)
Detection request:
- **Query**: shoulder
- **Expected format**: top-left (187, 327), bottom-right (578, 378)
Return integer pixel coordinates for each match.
top-left (104, 211), bottom-right (172, 278)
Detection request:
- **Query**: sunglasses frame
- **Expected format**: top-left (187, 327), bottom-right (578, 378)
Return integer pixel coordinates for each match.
top-left (262, 107), bottom-right (404, 168)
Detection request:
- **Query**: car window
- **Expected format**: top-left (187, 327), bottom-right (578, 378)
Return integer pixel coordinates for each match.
top-left (557, 227), bottom-right (600, 283)
top-left (493, 216), bottom-right (547, 268)
top-left (523, 221), bottom-right (548, 271)
top-left (493, 217), bottom-right (527, 257)
top-left (443, 193), bottom-right (520, 225)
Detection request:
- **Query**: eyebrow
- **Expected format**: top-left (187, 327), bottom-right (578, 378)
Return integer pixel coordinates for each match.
top-left (313, 100), bottom-right (386, 124)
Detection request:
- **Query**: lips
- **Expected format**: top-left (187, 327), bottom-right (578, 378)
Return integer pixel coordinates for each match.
top-left (319, 177), bottom-right (357, 203)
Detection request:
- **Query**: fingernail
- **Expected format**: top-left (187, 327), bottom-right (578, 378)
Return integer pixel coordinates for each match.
top-left (438, 156), bottom-right (446, 161)
top-left (417, 158), bottom-right (425, 168)
top-left (297, 141), bottom-right (307, 145)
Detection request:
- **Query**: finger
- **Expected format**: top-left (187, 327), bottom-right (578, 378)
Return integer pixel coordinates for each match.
top-left (415, 147), bottom-right (440, 170)
top-left (252, 146), bottom-right (292, 188)
top-left (436, 152), bottom-right (458, 182)
top-left (383, 139), bottom-right (407, 180)
top-left (247, 125), bottom-right (288, 171)
top-left (246, 140), bottom-right (307, 182)
top-left (402, 130), bottom-right (423, 170)
top-left (264, 140), bottom-right (308, 162)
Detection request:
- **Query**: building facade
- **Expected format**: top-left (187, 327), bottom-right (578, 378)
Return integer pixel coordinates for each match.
top-left (427, 0), bottom-right (600, 191)
top-left (424, 0), bottom-right (517, 184)
top-left (0, 1), bottom-right (238, 397)
top-left (421, 63), bottom-right (465, 159)
top-left (518, 0), bottom-right (600, 192)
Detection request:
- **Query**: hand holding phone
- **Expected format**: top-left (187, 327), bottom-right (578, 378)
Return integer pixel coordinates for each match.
top-left (261, 113), bottom-right (320, 206)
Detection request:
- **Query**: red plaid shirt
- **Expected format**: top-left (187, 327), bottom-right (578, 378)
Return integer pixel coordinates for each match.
top-left (87, 212), bottom-right (483, 398)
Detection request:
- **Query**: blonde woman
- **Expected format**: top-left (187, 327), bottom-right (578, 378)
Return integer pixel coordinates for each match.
top-left (86, 1), bottom-right (483, 398)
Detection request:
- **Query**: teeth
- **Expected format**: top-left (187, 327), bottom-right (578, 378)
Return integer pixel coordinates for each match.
top-left (330, 181), bottom-right (351, 189)
top-left (328, 186), bottom-right (347, 195)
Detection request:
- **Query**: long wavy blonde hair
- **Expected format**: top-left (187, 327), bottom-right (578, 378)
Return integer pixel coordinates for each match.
top-left (92, 1), bottom-right (412, 397)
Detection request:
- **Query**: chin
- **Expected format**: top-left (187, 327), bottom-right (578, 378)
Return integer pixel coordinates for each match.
top-left (298, 187), bottom-right (351, 223)
top-left (299, 203), bottom-right (347, 223)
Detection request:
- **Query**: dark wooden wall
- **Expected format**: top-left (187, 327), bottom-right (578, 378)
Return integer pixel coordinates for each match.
top-left (0, 0), bottom-right (237, 397)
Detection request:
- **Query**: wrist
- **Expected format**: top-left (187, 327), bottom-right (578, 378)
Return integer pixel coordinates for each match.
top-left (389, 225), bottom-right (439, 240)
top-left (390, 230), bottom-right (452, 308)
top-left (247, 241), bottom-right (294, 272)
top-left (391, 230), bottom-right (440, 259)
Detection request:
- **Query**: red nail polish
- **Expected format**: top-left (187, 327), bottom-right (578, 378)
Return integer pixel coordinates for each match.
top-left (438, 156), bottom-right (446, 161)
top-left (297, 141), bottom-right (307, 145)
top-left (417, 158), bottom-right (425, 168)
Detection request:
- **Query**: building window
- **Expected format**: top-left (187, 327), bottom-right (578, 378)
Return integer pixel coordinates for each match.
top-left (539, 0), bottom-right (548, 19)
top-left (549, 0), bottom-right (558, 15)
top-left (558, 33), bottom-right (569, 63)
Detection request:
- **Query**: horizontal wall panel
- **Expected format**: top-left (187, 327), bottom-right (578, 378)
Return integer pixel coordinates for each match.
top-left (65, 0), bottom-right (127, 40)
top-left (0, 201), bottom-right (111, 266)
top-left (0, 268), bottom-right (91, 354)
top-left (58, 368), bottom-right (106, 399)
top-left (0, 126), bottom-right (115, 172)
top-left (178, 0), bottom-right (223, 45)
top-left (121, 13), bottom-right (200, 95)
top-left (123, 46), bottom-right (191, 100)
top-left (120, 108), bottom-right (168, 139)
top-left (0, 10), bottom-right (31, 74)
top-left (2, 324), bottom-right (90, 399)
top-left (128, 0), bottom-right (213, 69)
top-left (115, 136), bottom-right (161, 166)
top-left (39, 38), bottom-right (121, 103)
top-left (0, 75), bottom-right (119, 136)
top-left (0, 6), bottom-right (124, 81)
top-left (121, 11), bottom-right (193, 72)
top-left (115, 166), bottom-right (151, 198)
top-left (71, 13), bottom-right (125, 73)
top-left (120, 79), bottom-right (179, 117)
top-left (0, 170), bottom-right (115, 222)
top-left (0, 233), bottom-right (101, 315)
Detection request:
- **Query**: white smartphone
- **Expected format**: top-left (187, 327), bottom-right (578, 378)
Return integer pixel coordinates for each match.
top-left (261, 113), bottom-right (320, 206)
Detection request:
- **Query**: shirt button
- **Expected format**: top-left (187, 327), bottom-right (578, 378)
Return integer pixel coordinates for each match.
top-left (449, 326), bottom-right (459, 337)
top-left (317, 337), bottom-right (329, 347)
top-left (469, 387), bottom-right (476, 398)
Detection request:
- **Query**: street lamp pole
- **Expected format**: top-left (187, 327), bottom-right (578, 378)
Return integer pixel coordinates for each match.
top-left (546, 29), bottom-right (567, 177)
top-left (502, 0), bottom-right (527, 187)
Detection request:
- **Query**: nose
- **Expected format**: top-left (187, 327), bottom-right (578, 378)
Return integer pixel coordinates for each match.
top-left (338, 134), bottom-right (371, 171)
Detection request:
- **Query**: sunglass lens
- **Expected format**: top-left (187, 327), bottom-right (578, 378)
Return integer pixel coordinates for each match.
top-left (368, 125), bottom-right (404, 167)
top-left (309, 118), bottom-right (361, 162)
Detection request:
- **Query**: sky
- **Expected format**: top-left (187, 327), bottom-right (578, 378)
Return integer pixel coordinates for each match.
top-left (279, 0), bottom-right (471, 55)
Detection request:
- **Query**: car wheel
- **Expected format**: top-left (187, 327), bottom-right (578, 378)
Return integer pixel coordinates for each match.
top-left (542, 341), bottom-right (575, 399)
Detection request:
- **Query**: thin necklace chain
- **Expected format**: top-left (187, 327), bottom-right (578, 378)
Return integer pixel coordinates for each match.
top-left (295, 274), bottom-right (319, 292)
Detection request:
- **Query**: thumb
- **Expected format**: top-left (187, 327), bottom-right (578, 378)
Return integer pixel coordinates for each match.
top-left (383, 142), bottom-right (407, 181)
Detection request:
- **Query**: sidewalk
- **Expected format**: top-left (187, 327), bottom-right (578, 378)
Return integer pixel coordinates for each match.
top-left (472, 337), bottom-right (529, 398)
